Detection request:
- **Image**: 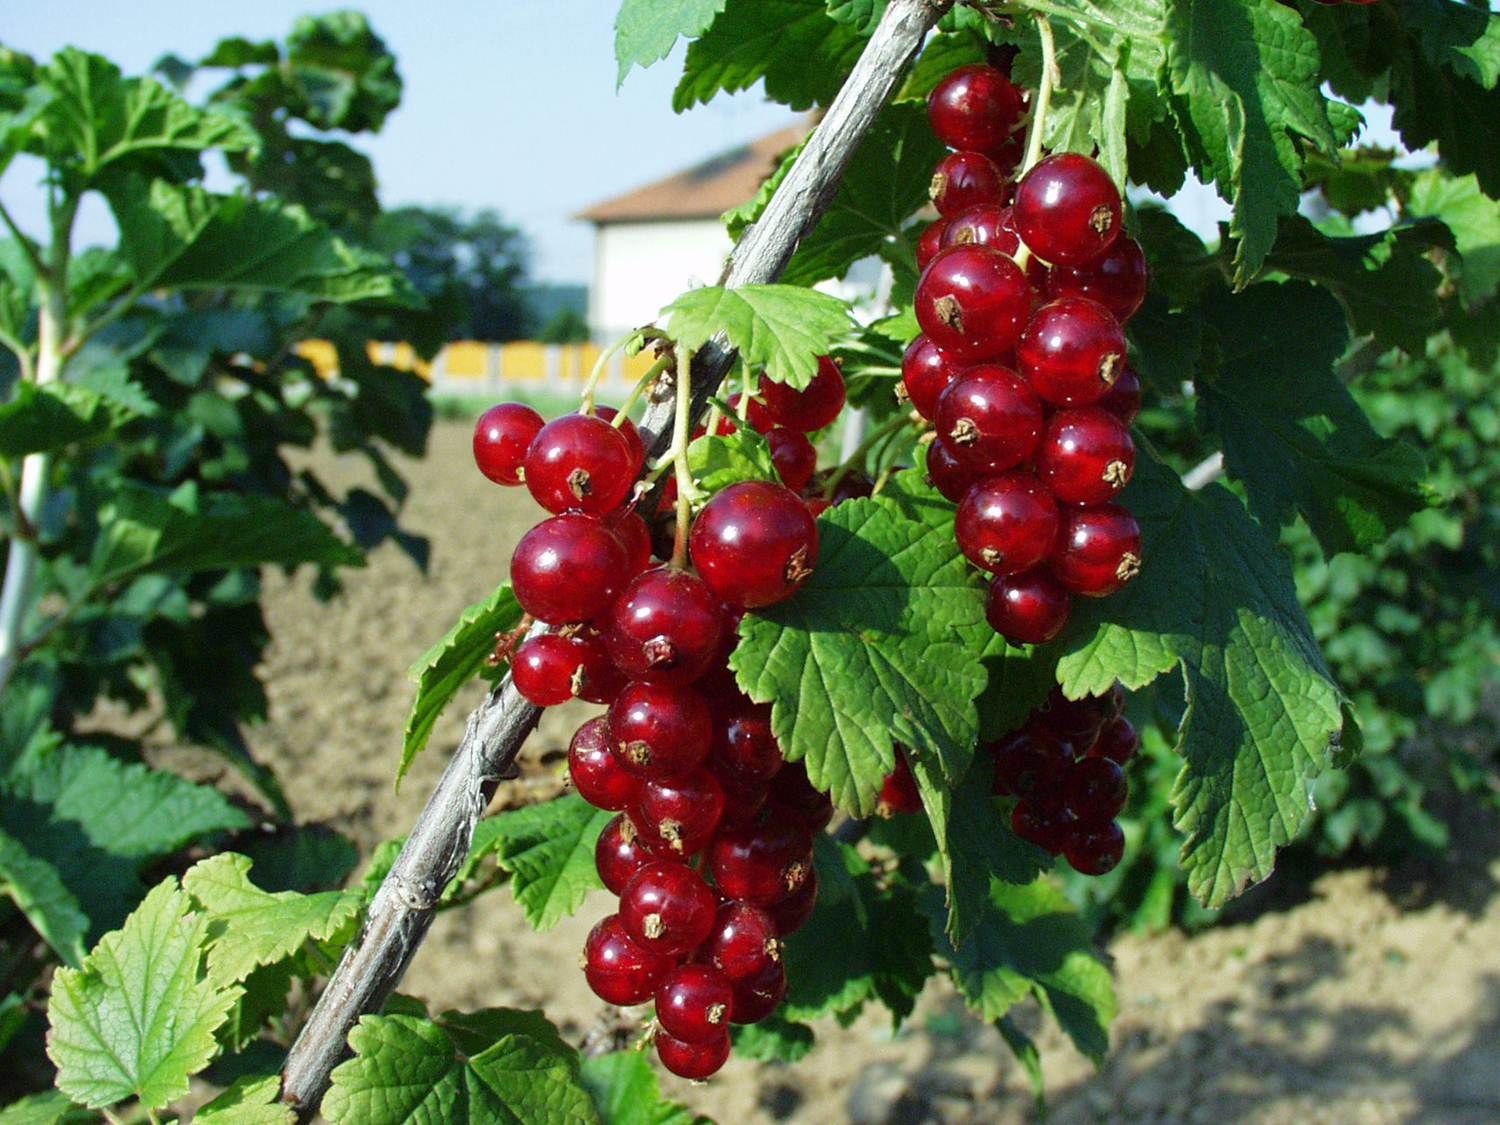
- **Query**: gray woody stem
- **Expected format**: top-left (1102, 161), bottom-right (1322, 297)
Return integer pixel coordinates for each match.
top-left (277, 0), bottom-right (950, 1113)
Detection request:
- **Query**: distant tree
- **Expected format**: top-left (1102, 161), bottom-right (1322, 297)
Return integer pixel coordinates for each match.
top-left (537, 307), bottom-right (590, 344)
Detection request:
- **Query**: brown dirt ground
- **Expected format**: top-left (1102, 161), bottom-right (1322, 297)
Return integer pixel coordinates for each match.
top-left (200, 420), bottom-right (1500, 1123)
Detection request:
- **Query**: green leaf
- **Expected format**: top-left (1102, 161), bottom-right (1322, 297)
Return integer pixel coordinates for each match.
top-left (614, 0), bottom-right (728, 85)
top-left (0, 1091), bottom-right (95, 1125)
top-left (322, 1010), bottom-right (598, 1125)
top-left (996, 1015), bottom-right (1046, 1115)
top-left (483, 796), bottom-right (612, 931)
top-left (1057, 454), bottom-right (1348, 907)
top-left (47, 879), bottom-right (239, 1111)
top-left (0, 827), bottom-right (88, 967)
top-left (578, 1052), bottom-right (706, 1125)
top-left (686, 427), bottom-right (779, 493)
top-left (1197, 280), bottom-right (1429, 555)
top-left (182, 853), bottom-right (361, 986)
top-left (0, 384), bottom-right (116, 459)
top-left (731, 1015), bottom-right (815, 1062)
top-left (282, 12), bottom-right (402, 133)
top-left (1406, 168), bottom-right (1500, 305)
top-left (660, 284), bottom-right (854, 390)
top-left (400, 583), bottom-right (520, 781)
top-left (196, 1075), bottom-right (295, 1124)
top-left (730, 496), bottom-right (988, 814)
top-left (1401, 0), bottom-right (1500, 88)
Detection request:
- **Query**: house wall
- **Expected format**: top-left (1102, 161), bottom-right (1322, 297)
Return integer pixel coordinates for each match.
top-left (588, 219), bottom-right (731, 344)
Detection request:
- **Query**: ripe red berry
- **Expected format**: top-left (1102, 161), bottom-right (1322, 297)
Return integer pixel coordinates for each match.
top-left (986, 569), bottom-right (1072, 646)
top-left (1096, 364), bottom-right (1142, 426)
top-left (608, 682), bottom-right (713, 779)
top-left (606, 567), bottom-right (724, 685)
top-left (1037, 407), bottom-right (1136, 506)
top-left (473, 402), bottom-right (543, 486)
top-left (635, 768), bottom-right (726, 856)
top-left (1012, 153), bottom-right (1123, 266)
top-left (1064, 819), bottom-right (1125, 876)
top-left (767, 763), bottom-right (834, 833)
top-left (757, 357), bottom-right (846, 433)
top-left (1017, 297), bottom-right (1128, 408)
top-left (655, 963), bottom-right (735, 1044)
top-left (608, 509), bottom-right (655, 575)
top-left (709, 813), bottom-right (814, 906)
top-left (656, 1028), bottom-right (731, 1079)
top-left (765, 427), bottom-right (818, 493)
top-left (1011, 799), bottom-right (1074, 855)
top-left (766, 867), bottom-right (818, 935)
top-left (955, 472), bottom-right (1060, 576)
top-left (915, 245), bottom-right (1032, 361)
top-left (620, 861), bottom-right (718, 956)
top-left (570, 717), bottom-right (639, 811)
top-left (1089, 716), bottom-right (1139, 765)
top-left (690, 481), bottom-right (819, 609)
top-left (927, 64), bottom-right (1026, 156)
top-left (729, 959), bottom-right (788, 1025)
top-left (1062, 756), bottom-right (1128, 822)
top-left (989, 729), bottom-right (1071, 799)
top-left (900, 336), bottom-right (963, 420)
top-left (717, 778), bottom-right (770, 832)
top-left (1047, 235), bottom-right (1149, 322)
top-left (582, 914), bottom-right (674, 1006)
top-left (930, 151), bottom-right (1005, 218)
top-left (709, 699), bottom-right (784, 786)
top-left (593, 406), bottom-right (647, 478)
top-left (940, 203), bottom-right (1021, 257)
top-left (877, 754), bottom-right (923, 817)
top-left (596, 814), bottom-right (661, 894)
top-left (703, 902), bottom-right (782, 983)
top-left (1035, 685), bottom-right (1110, 746)
top-left (1051, 504), bottom-right (1142, 597)
top-left (510, 514), bottom-right (628, 624)
top-left (916, 219), bottom-right (949, 272)
top-left (512, 633), bottom-right (587, 708)
top-left (524, 413), bottom-right (637, 515)
top-left (925, 439), bottom-right (979, 504)
top-left (935, 365), bottom-right (1042, 474)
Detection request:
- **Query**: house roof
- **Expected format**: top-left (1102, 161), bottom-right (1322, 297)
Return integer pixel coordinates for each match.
top-left (574, 124), bottom-right (807, 224)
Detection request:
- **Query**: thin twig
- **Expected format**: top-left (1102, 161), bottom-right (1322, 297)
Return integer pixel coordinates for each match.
top-left (1182, 451), bottom-right (1224, 491)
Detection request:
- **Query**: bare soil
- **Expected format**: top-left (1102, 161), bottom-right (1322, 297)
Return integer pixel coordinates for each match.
top-left (226, 420), bottom-right (1500, 1123)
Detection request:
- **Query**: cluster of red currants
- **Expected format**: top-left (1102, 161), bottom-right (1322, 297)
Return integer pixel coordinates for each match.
top-left (906, 63), bottom-right (1147, 649)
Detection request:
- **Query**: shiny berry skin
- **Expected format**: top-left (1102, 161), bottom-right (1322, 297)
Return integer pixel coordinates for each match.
top-left (620, 861), bottom-right (718, 956)
top-left (635, 768), bottom-right (726, 856)
top-left (1089, 716), bottom-right (1139, 765)
top-left (901, 335), bottom-right (963, 420)
top-left (524, 414), bottom-right (636, 515)
top-left (1017, 297), bottom-right (1128, 408)
top-left (935, 365), bottom-right (1042, 474)
top-left (765, 427), bottom-right (818, 492)
top-left (596, 814), bottom-right (660, 894)
top-left (703, 902), bottom-right (782, 983)
top-left (709, 699), bottom-right (783, 786)
top-left (916, 245), bottom-right (1031, 361)
top-left (512, 634), bottom-right (588, 707)
top-left (473, 402), bottom-right (543, 486)
top-left (1035, 686), bottom-right (1111, 747)
top-left (1047, 235), bottom-right (1149, 322)
top-left (1012, 800), bottom-right (1074, 855)
top-left (582, 914), bottom-right (673, 1006)
top-left (1012, 153), bottom-right (1123, 266)
top-left (766, 867), bottom-right (818, 935)
top-left (1037, 407), bottom-right (1135, 506)
top-left (1096, 365), bottom-right (1142, 426)
top-left (655, 963), bottom-right (735, 1044)
top-left (930, 151), bottom-right (1005, 218)
top-left (1063, 756), bottom-right (1128, 823)
top-left (767, 763), bottom-right (834, 833)
top-left (1064, 819), bottom-right (1125, 876)
top-left (758, 357), bottom-right (846, 432)
top-left (927, 64), bottom-right (1026, 156)
top-left (989, 729), bottom-right (1071, 799)
top-left (656, 1028), bottom-right (731, 1079)
top-left (729, 959), bottom-right (788, 1025)
top-left (717, 779), bottom-right (770, 832)
top-left (877, 754), bottom-right (923, 816)
top-left (940, 203), bottom-right (1021, 256)
top-left (690, 481), bottom-right (819, 609)
top-left (593, 406), bottom-right (646, 477)
top-left (510, 514), bottom-right (628, 624)
top-left (916, 220), bottom-right (949, 272)
top-left (570, 717), bottom-right (639, 811)
top-left (608, 682), bottom-right (713, 779)
top-left (709, 813), bottom-right (814, 906)
top-left (606, 567), bottom-right (724, 685)
top-left (608, 509), bottom-right (654, 575)
top-left (986, 569), bottom-right (1071, 646)
top-left (1052, 504), bottom-right (1142, 597)
top-left (925, 439), bottom-right (979, 504)
top-left (955, 472), bottom-right (1060, 576)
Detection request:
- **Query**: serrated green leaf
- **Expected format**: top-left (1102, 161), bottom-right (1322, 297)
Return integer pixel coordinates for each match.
top-left (484, 796), bottom-right (612, 931)
top-left (1402, 0), bottom-right (1500, 88)
top-left (47, 879), bottom-right (239, 1111)
top-left (196, 1074), bottom-right (295, 1124)
top-left (0, 383), bottom-right (115, 459)
top-left (686, 428), bottom-right (779, 493)
top-left (578, 1052), bottom-right (707, 1125)
top-left (0, 827), bottom-right (88, 968)
top-left (731, 1015), bottom-right (815, 1062)
top-left (730, 496), bottom-right (987, 814)
top-left (1057, 454), bottom-right (1347, 907)
top-left (1407, 167), bottom-right (1500, 304)
top-left (996, 1015), bottom-right (1046, 1115)
top-left (400, 583), bottom-right (520, 781)
top-left (614, 0), bottom-right (729, 85)
top-left (182, 853), bottom-right (360, 986)
top-left (660, 284), bottom-right (854, 390)
top-left (0, 1090), bottom-right (95, 1125)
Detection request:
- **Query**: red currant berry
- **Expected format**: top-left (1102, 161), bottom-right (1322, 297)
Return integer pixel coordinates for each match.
top-left (930, 151), bottom-right (1005, 217)
top-left (915, 245), bottom-right (1031, 361)
top-left (766, 867), bottom-right (818, 935)
top-left (703, 902), bottom-right (782, 983)
top-left (1064, 819), bottom-right (1125, 876)
top-left (582, 914), bottom-right (674, 1006)
top-left (927, 64), bottom-right (1026, 156)
top-left (717, 778), bottom-right (770, 831)
top-left (1012, 153), bottom-right (1123, 266)
top-left (512, 634), bottom-right (586, 708)
top-left (576, 627), bottom-right (628, 704)
top-left (524, 413), bottom-right (636, 515)
top-left (1017, 297), bottom-right (1128, 408)
top-left (986, 569), bottom-right (1071, 645)
top-left (596, 814), bottom-right (660, 894)
top-left (1062, 756), bottom-right (1128, 822)
top-left (757, 357), bottom-right (846, 433)
top-left (608, 682), bottom-right (713, 779)
top-left (901, 335), bottom-right (964, 421)
top-left (1037, 407), bottom-right (1135, 506)
top-left (1034, 685), bottom-right (1111, 747)
top-left (690, 481), bottom-right (819, 609)
top-left (655, 963), bottom-right (735, 1044)
top-left (829, 471), bottom-right (874, 505)
top-left (1047, 235), bottom-right (1149, 322)
top-left (765, 427), bottom-right (818, 492)
top-left (635, 768), bottom-right (726, 856)
top-left (608, 509), bottom-right (655, 575)
top-left (917, 219), bottom-right (949, 272)
top-left (1011, 799), bottom-right (1074, 855)
top-left (1052, 504), bottom-right (1142, 597)
top-left (656, 1028), bottom-right (731, 1079)
top-left (570, 717), bottom-right (638, 811)
top-left (926, 439), bottom-right (979, 504)
top-left (620, 861), bottom-right (718, 956)
top-left (1096, 364), bottom-right (1142, 426)
top-left (606, 567), bottom-right (724, 685)
top-left (709, 699), bottom-right (783, 786)
top-left (593, 406), bottom-right (647, 477)
top-left (767, 763), bottom-right (834, 833)
top-left (935, 365), bottom-right (1042, 474)
top-left (940, 203), bottom-right (1021, 256)
top-left (877, 754), bottom-right (923, 817)
top-left (989, 729), bottom-right (1072, 799)
top-left (1089, 716), bottom-right (1139, 765)
top-left (955, 472), bottom-right (1060, 576)
top-left (1103, 681), bottom-right (1128, 720)
top-left (729, 959), bottom-right (788, 1025)
top-left (473, 402), bottom-right (543, 486)
top-left (805, 497), bottom-right (832, 518)
top-left (510, 514), bottom-right (628, 624)
top-left (709, 813), bottom-right (814, 905)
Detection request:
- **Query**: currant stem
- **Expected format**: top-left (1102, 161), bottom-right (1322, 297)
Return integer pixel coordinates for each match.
top-left (671, 349), bottom-right (698, 569)
top-left (581, 332), bottom-right (636, 414)
top-left (613, 354), bottom-right (671, 425)
top-left (1008, 14), bottom-right (1059, 275)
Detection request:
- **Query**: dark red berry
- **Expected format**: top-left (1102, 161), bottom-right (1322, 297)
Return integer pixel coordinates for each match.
top-left (473, 402), bottom-right (543, 486)
top-left (930, 151), bottom-right (1005, 218)
top-left (989, 729), bottom-right (1071, 799)
top-left (511, 514), bottom-right (628, 624)
top-left (916, 245), bottom-right (1031, 361)
top-left (570, 717), bottom-right (639, 811)
top-left (901, 335), bottom-right (963, 420)
top-left (940, 203), bottom-right (1021, 256)
top-left (877, 753), bottom-right (923, 816)
top-left (1102, 681), bottom-right (1128, 721)
top-left (655, 963), bottom-right (735, 1044)
top-left (1052, 504), bottom-right (1142, 597)
top-left (690, 481), bottom-right (819, 609)
top-left (1047, 235), bottom-right (1149, 322)
top-left (935, 365), bottom-right (1042, 474)
top-left (609, 509), bottom-right (655, 575)
top-left (1063, 756), bottom-right (1128, 822)
top-left (1035, 685), bottom-right (1111, 747)
top-left (583, 914), bottom-right (673, 1005)
top-left (757, 357), bottom-right (846, 433)
top-left (1011, 799), bottom-right (1074, 855)
top-left (927, 64), bottom-right (1026, 156)
top-left (1037, 407), bottom-right (1135, 506)
top-left (1017, 297), bottom-right (1128, 408)
top-left (729, 959), bottom-right (788, 1025)
top-left (955, 472), bottom-right (1060, 576)
top-left (986, 569), bottom-right (1071, 645)
top-left (596, 814), bottom-right (660, 894)
top-left (620, 861), bottom-right (718, 956)
top-left (703, 902), bottom-right (782, 983)
top-left (709, 814), bottom-right (814, 906)
top-left (635, 768), bottom-right (726, 856)
top-left (926, 439), bottom-right (979, 504)
top-left (1090, 716), bottom-right (1139, 765)
top-left (717, 778), bottom-right (770, 831)
top-left (765, 427), bottom-right (818, 492)
top-left (709, 699), bottom-right (783, 786)
top-left (767, 763), bottom-right (834, 833)
top-left (606, 567), bottom-right (724, 685)
top-left (656, 1028), bottom-right (731, 1079)
top-left (524, 413), bottom-right (636, 515)
top-left (593, 405), bottom-right (647, 477)
top-left (511, 634), bottom-right (584, 708)
top-left (829, 471), bottom-right (874, 505)
top-left (608, 682), bottom-right (713, 779)
top-left (1012, 153), bottom-right (1122, 266)
top-left (917, 219), bottom-right (949, 272)
top-left (1064, 820), bottom-right (1125, 875)
top-left (1096, 364), bottom-right (1142, 426)
top-left (766, 867), bottom-right (818, 935)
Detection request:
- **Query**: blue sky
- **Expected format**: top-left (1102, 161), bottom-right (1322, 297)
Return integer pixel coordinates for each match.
top-left (0, 1), bottom-right (798, 283)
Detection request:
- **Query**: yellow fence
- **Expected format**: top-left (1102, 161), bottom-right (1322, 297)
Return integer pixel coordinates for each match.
top-left (293, 340), bottom-right (655, 397)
